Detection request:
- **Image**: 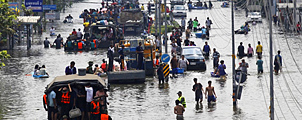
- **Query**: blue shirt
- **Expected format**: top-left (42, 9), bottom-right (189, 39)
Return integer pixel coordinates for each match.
top-left (65, 66), bottom-right (77, 75)
top-left (256, 59), bottom-right (263, 70)
top-left (218, 64), bottom-right (226, 76)
top-left (48, 91), bottom-right (56, 107)
top-left (202, 28), bottom-right (207, 35)
top-left (203, 45), bottom-right (210, 53)
top-left (274, 55), bottom-right (282, 66)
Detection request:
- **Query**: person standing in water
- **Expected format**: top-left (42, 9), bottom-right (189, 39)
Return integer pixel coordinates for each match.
top-left (205, 81), bottom-right (217, 103)
top-left (44, 37), bottom-right (50, 48)
top-left (256, 56), bottom-right (263, 74)
top-left (274, 50), bottom-right (282, 75)
top-left (256, 41), bottom-right (263, 57)
top-left (192, 78), bottom-right (204, 104)
top-left (174, 100), bottom-right (185, 120)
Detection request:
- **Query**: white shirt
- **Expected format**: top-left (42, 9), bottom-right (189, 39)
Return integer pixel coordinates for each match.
top-left (206, 20), bottom-right (212, 26)
top-left (50, 28), bottom-right (55, 33)
top-left (85, 87), bottom-right (93, 102)
top-left (77, 31), bottom-right (82, 38)
top-left (179, 58), bottom-right (189, 68)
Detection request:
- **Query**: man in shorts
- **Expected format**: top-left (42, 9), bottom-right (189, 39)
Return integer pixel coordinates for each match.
top-left (205, 81), bottom-right (217, 103)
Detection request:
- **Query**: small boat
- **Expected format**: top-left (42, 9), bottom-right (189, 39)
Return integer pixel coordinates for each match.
top-left (210, 72), bottom-right (220, 77)
top-left (188, 4), bottom-right (208, 10)
top-left (32, 72), bottom-right (49, 78)
top-left (63, 18), bottom-right (73, 23)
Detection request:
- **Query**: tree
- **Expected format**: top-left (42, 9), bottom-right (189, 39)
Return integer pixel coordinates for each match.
top-left (0, 50), bottom-right (10, 69)
top-left (0, 0), bottom-right (17, 38)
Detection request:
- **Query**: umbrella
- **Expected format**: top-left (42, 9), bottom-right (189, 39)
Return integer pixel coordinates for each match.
top-left (101, 8), bottom-right (107, 12)
top-left (111, 2), bottom-right (118, 5)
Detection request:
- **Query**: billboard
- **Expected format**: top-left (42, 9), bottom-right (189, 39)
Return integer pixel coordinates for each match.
top-left (25, 0), bottom-right (43, 12)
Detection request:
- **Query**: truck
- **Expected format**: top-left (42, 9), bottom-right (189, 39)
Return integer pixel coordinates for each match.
top-left (118, 8), bottom-right (148, 36)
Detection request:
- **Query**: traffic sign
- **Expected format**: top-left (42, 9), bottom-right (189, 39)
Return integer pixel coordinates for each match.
top-left (161, 54), bottom-right (170, 63)
top-left (43, 5), bottom-right (57, 10)
top-left (25, 0), bottom-right (43, 12)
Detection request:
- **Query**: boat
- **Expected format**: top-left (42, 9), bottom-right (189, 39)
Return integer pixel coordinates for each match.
top-left (32, 72), bottom-right (49, 78)
top-left (63, 18), bottom-right (73, 23)
top-left (188, 4), bottom-right (208, 10)
top-left (210, 72), bottom-right (220, 77)
top-left (221, 2), bottom-right (229, 8)
top-left (43, 70), bottom-right (108, 119)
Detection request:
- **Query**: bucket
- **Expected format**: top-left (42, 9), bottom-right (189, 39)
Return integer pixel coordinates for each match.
top-left (78, 68), bottom-right (86, 76)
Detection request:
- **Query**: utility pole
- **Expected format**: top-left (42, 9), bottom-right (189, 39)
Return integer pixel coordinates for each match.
top-left (231, 0), bottom-right (236, 106)
top-left (159, 0), bottom-right (162, 54)
top-left (155, 0), bottom-right (158, 38)
top-left (294, 0), bottom-right (297, 31)
top-left (268, 0), bottom-right (274, 119)
top-left (164, 0), bottom-right (167, 53)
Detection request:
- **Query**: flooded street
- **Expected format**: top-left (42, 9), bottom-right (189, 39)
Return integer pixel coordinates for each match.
top-left (1, 0), bottom-right (302, 119)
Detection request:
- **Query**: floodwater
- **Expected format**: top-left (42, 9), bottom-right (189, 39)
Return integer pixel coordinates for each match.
top-left (0, 0), bottom-right (302, 119)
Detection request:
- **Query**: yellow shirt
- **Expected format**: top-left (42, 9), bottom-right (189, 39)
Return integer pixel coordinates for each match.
top-left (141, 6), bottom-right (145, 10)
top-left (256, 45), bottom-right (262, 53)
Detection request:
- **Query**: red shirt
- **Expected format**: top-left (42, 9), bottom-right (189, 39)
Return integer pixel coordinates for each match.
top-left (72, 31), bottom-right (77, 35)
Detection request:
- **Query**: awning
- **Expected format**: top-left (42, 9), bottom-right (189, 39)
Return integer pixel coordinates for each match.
top-left (17, 16), bottom-right (41, 24)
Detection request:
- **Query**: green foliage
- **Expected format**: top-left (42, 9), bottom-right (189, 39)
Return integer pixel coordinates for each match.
top-left (0, 50), bottom-right (11, 68)
top-left (21, 4), bottom-right (33, 16)
top-left (0, 0), bottom-right (17, 37)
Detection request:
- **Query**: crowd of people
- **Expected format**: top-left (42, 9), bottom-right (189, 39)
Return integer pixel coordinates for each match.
top-left (43, 61), bottom-right (112, 120)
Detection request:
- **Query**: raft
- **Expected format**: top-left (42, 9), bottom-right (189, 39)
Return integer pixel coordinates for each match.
top-left (188, 4), bottom-right (208, 9)
top-left (32, 72), bottom-right (49, 78)
top-left (211, 72), bottom-right (220, 77)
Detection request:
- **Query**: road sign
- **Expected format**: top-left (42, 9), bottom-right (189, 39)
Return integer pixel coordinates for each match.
top-left (161, 54), bottom-right (170, 63)
top-left (43, 5), bottom-right (57, 10)
top-left (45, 13), bottom-right (55, 20)
top-left (25, 0), bottom-right (43, 12)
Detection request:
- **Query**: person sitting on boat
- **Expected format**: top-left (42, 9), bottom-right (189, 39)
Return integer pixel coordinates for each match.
top-left (34, 64), bottom-right (40, 75)
top-left (65, 61), bottom-right (76, 75)
top-left (40, 65), bottom-right (49, 76)
top-left (65, 14), bottom-right (73, 19)
top-left (50, 27), bottom-right (55, 36)
top-left (101, 59), bottom-right (107, 72)
top-left (196, 0), bottom-right (202, 7)
top-left (217, 60), bottom-right (227, 79)
top-left (94, 64), bottom-right (104, 76)
top-left (201, 26), bottom-right (207, 38)
top-left (86, 61), bottom-right (94, 74)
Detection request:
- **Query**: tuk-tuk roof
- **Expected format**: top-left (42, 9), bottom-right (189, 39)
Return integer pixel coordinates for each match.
top-left (47, 74), bottom-right (106, 90)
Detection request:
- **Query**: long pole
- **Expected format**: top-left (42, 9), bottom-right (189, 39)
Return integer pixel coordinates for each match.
top-left (294, 0), bottom-right (296, 30)
top-left (164, 0), bottom-right (167, 53)
top-left (231, 0), bottom-right (236, 106)
top-left (159, 0), bottom-right (162, 54)
top-left (155, 0), bottom-right (158, 37)
top-left (268, 0), bottom-right (274, 119)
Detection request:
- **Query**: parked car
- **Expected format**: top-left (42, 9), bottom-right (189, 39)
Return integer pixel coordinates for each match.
top-left (172, 5), bottom-right (187, 17)
top-left (181, 46), bottom-right (206, 71)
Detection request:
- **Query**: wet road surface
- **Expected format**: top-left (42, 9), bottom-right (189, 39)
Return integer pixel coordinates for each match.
top-left (0, 0), bottom-right (302, 120)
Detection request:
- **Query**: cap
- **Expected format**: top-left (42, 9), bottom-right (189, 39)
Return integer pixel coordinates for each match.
top-left (177, 91), bottom-right (182, 94)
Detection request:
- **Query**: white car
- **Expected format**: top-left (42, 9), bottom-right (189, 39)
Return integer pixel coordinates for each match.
top-left (172, 5), bottom-right (187, 17)
top-left (247, 12), bottom-right (262, 23)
